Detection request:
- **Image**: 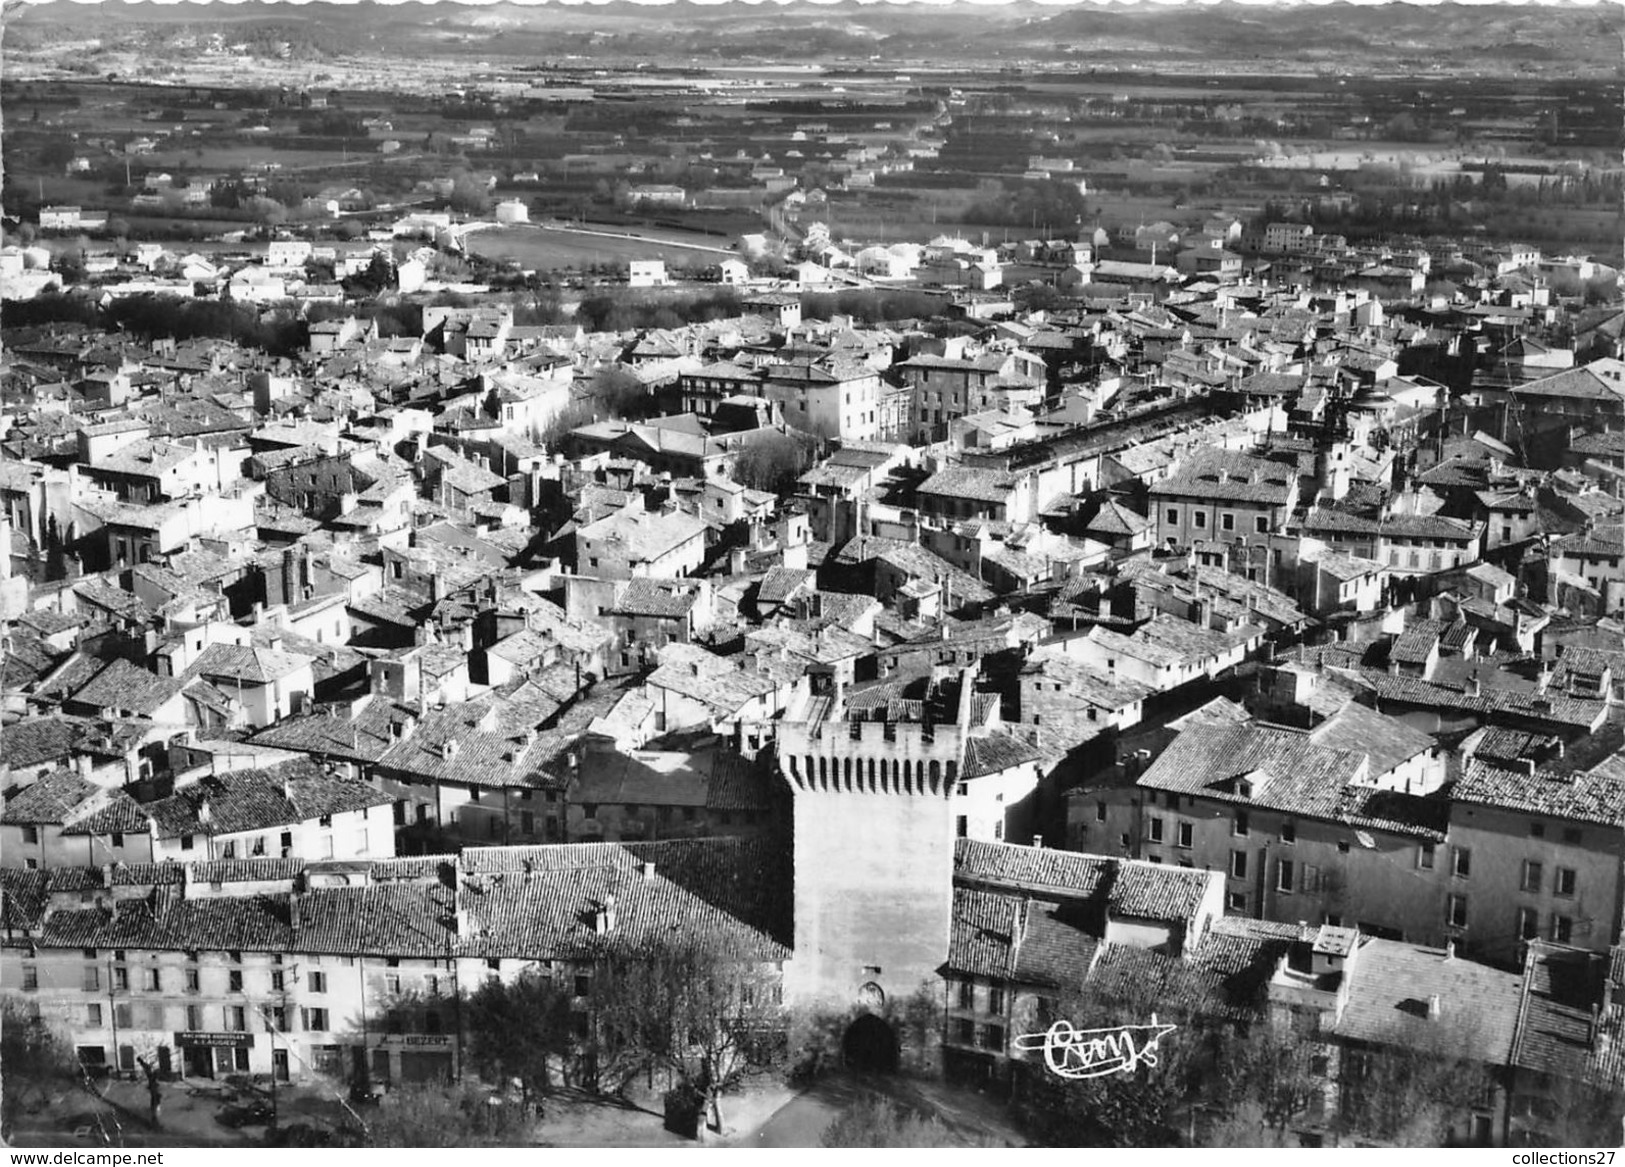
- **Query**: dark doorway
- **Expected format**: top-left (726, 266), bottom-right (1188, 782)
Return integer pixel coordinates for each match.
top-left (842, 1013), bottom-right (899, 1073)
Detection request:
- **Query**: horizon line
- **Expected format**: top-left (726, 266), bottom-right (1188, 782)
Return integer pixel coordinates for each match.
top-left (8, 0), bottom-right (1613, 8)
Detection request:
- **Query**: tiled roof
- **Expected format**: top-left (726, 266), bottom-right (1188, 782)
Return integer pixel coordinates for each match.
top-left (143, 760), bottom-right (392, 838)
top-left (953, 839), bottom-right (1212, 928)
top-left (946, 886), bottom-right (1022, 979)
top-left (1148, 448), bottom-right (1295, 506)
top-left (1085, 943), bottom-right (1245, 1021)
top-left (1452, 757), bottom-right (1625, 828)
top-left (962, 731), bottom-right (1041, 780)
top-left (1, 770), bottom-right (102, 825)
top-left (1085, 500), bottom-right (1151, 537)
top-left (1512, 943), bottom-right (1621, 1085)
top-left (758, 567), bottom-right (815, 606)
top-left (63, 791), bottom-right (153, 836)
top-left (1357, 671), bottom-right (1607, 732)
top-left (4, 840), bottom-right (790, 962)
top-left (1334, 937), bottom-right (1521, 1064)
top-left (614, 578), bottom-right (701, 620)
top-left (188, 642), bottom-right (315, 685)
top-left (68, 658), bottom-right (185, 716)
top-left (1138, 721), bottom-right (1448, 841)
top-left (918, 466), bottom-right (1025, 504)
top-left (1, 716), bottom-right (93, 769)
top-left (248, 696), bottom-right (408, 765)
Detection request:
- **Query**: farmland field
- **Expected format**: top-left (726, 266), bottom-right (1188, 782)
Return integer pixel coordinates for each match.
top-left (465, 223), bottom-right (737, 273)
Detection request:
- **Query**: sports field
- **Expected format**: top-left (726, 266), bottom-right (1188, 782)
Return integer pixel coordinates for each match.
top-left (465, 223), bottom-right (736, 272)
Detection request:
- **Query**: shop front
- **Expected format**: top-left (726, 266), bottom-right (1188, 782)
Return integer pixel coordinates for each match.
top-left (368, 1033), bottom-right (456, 1087)
top-left (174, 1031), bottom-right (255, 1079)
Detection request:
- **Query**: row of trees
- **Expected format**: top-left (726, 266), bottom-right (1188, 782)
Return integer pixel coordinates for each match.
top-left (1006, 961), bottom-right (1624, 1149)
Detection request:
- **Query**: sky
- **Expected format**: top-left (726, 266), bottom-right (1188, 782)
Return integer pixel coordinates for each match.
top-left (11, 0), bottom-right (1614, 7)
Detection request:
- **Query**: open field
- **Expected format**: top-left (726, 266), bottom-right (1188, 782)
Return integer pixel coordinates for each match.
top-left (466, 223), bottom-right (737, 273)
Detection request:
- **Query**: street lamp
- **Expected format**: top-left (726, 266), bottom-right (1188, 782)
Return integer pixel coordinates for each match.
top-left (263, 964), bottom-right (298, 1129)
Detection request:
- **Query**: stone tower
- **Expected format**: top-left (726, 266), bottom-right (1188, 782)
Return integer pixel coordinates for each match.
top-left (776, 669), bottom-right (979, 1010)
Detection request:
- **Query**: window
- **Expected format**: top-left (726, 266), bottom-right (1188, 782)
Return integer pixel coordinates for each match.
top-left (385, 974), bottom-right (401, 995)
top-left (978, 1024), bottom-right (1005, 1051)
top-left (145, 968), bottom-right (161, 992)
top-left (1233, 812), bottom-right (1249, 837)
top-left (988, 987), bottom-right (1006, 1014)
top-left (114, 1004), bottom-right (133, 1029)
top-left (271, 971), bottom-right (285, 993)
top-left (1530, 822), bottom-right (1545, 839)
top-left (1255, 516), bottom-right (1269, 534)
top-left (1193, 511), bottom-right (1207, 530)
top-left (574, 975), bottom-right (591, 998)
top-left (83, 966), bottom-right (100, 992)
top-left (1551, 916), bottom-right (1574, 943)
top-left (1095, 801), bottom-right (1107, 824)
top-left (1447, 894), bottom-right (1468, 929)
top-left (1277, 859), bottom-right (1295, 894)
top-left (186, 1005), bottom-right (204, 1031)
top-left (1148, 817), bottom-right (1164, 843)
top-left (1230, 850), bottom-right (1248, 879)
top-left (1452, 848), bottom-right (1471, 879)
top-left (228, 970), bottom-right (243, 992)
top-left (113, 966), bottom-right (129, 991)
top-left (1520, 860), bottom-right (1543, 893)
top-left (1555, 868), bottom-right (1577, 898)
top-left (87, 1004), bottom-right (103, 1026)
top-left (23, 964), bottom-right (38, 991)
top-left (185, 967), bottom-right (200, 992)
top-left (226, 1006), bottom-right (248, 1032)
top-left (1518, 907), bottom-right (1540, 941)
top-left (1166, 507), bottom-right (1179, 527)
top-left (1176, 821), bottom-right (1193, 849)
top-left (1418, 844), bottom-right (1435, 871)
top-left (111, 832), bottom-right (124, 848)
top-left (1281, 821), bottom-right (1295, 845)
top-left (955, 1019), bottom-right (975, 1045)
top-left (302, 1007), bottom-right (329, 1032)
top-left (21, 826), bottom-right (37, 845)
top-left (1226, 891), bottom-right (1247, 912)
top-left (957, 981), bottom-right (974, 1010)
top-left (1221, 512), bottom-right (1235, 532)
top-left (1337, 840), bottom-right (1350, 854)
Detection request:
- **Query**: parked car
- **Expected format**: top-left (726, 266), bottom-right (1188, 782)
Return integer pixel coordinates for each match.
top-left (216, 1100), bottom-right (275, 1128)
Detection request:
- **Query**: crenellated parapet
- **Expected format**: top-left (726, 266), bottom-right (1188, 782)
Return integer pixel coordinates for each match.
top-left (778, 717), bottom-right (965, 797)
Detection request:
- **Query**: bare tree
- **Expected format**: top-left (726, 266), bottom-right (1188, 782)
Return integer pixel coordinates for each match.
top-left (361, 1082), bottom-right (529, 1147)
top-left (589, 932), bottom-right (785, 1134)
top-left (1, 1001), bottom-right (78, 1141)
top-left (464, 967), bottom-right (574, 1113)
top-left (1332, 1014), bottom-right (1496, 1145)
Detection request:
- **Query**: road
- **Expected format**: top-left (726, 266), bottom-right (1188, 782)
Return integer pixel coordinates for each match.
top-left (744, 1075), bottom-right (872, 1148)
top-left (741, 1072), bottom-right (1026, 1148)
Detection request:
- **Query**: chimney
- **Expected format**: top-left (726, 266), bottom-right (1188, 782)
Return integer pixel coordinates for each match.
top-left (1032, 835), bottom-right (1044, 849)
top-left (289, 892), bottom-right (302, 932)
top-left (641, 861), bottom-right (656, 881)
top-left (198, 797), bottom-right (212, 825)
top-left (1445, 939), bottom-right (1455, 961)
top-left (1427, 994), bottom-right (1442, 1021)
top-left (595, 894), bottom-right (618, 934)
top-left (101, 863), bottom-right (114, 889)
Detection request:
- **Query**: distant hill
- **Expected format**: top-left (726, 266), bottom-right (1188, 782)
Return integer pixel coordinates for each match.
top-left (6, 0), bottom-right (1619, 75)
